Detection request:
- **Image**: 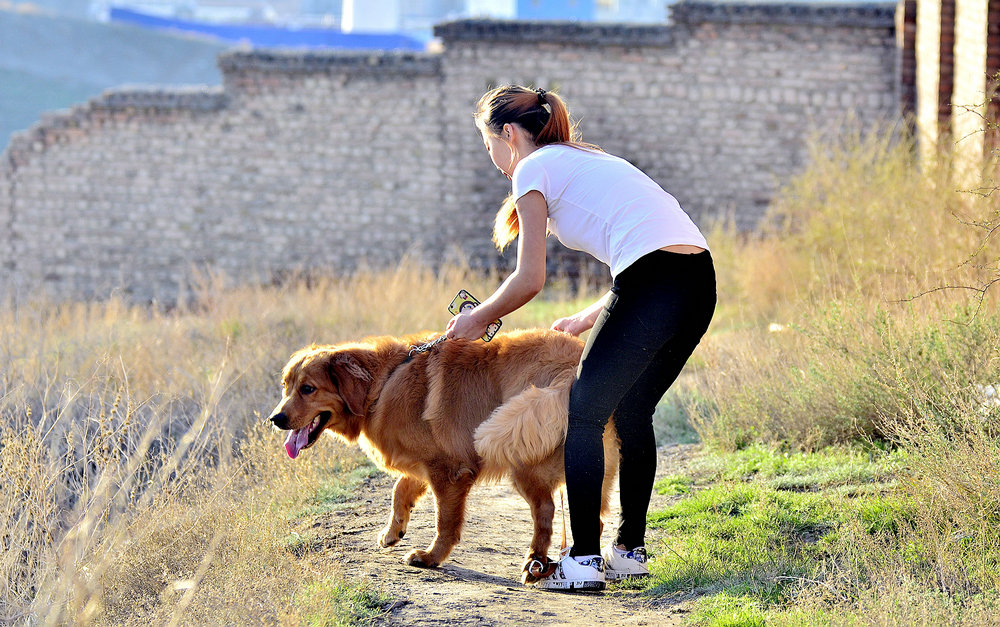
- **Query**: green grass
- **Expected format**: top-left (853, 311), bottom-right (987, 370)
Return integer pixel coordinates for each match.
top-left (695, 443), bottom-right (902, 491)
top-left (647, 482), bottom-right (838, 592)
top-left (295, 577), bottom-right (391, 626)
top-left (689, 589), bottom-right (771, 627)
top-left (641, 445), bottom-right (913, 625)
top-left (655, 474), bottom-right (693, 496)
top-left (282, 459), bottom-right (396, 625)
top-left (641, 441), bottom-right (1000, 624)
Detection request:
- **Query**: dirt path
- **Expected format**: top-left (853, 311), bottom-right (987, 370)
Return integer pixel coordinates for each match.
top-left (299, 444), bottom-right (697, 626)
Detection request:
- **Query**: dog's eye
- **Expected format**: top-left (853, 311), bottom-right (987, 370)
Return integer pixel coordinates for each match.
top-left (300, 384), bottom-right (316, 395)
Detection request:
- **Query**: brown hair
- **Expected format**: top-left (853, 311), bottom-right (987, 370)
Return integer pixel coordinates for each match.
top-left (474, 85), bottom-right (598, 251)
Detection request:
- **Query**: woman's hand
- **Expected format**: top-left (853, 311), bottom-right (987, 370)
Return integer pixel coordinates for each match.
top-left (551, 313), bottom-right (595, 337)
top-left (446, 311), bottom-right (489, 341)
top-left (550, 295), bottom-right (608, 337)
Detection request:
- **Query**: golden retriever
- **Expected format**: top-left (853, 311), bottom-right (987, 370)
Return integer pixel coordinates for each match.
top-left (269, 328), bottom-right (618, 581)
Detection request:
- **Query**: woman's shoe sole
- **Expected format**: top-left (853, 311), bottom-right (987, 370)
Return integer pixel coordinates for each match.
top-left (536, 580), bottom-right (606, 591)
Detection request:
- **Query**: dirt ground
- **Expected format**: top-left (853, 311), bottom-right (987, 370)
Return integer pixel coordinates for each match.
top-left (301, 444), bottom-right (698, 626)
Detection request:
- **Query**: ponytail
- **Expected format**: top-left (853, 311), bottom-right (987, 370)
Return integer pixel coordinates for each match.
top-left (475, 85), bottom-right (599, 250)
top-left (493, 194), bottom-right (519, 251)
top-left (534, 90), bottom-right (573, 145)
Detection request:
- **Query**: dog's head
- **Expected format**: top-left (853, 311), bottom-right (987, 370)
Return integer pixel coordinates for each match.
top-left (268, 345), bottom-right (374, 459)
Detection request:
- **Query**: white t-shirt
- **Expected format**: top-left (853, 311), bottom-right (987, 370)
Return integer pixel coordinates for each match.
top-left (511, 144), bottom-right (708, 278)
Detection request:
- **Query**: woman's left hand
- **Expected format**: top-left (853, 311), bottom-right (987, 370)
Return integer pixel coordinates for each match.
top-left (446, 311), bottom-right (488, 341)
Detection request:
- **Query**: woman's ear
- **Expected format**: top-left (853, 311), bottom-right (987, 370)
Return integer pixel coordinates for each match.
top-left (502, 123), bottom-right (513, 140)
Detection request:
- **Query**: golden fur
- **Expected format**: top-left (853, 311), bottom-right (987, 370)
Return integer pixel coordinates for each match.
top-left (269, 328), bottom-right (618, 577)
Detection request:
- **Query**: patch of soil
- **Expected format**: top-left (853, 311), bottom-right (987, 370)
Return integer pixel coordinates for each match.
top-left (300, 444), bottom-right (699, 626)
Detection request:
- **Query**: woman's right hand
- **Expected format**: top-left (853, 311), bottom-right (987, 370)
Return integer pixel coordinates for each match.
top-left (551, 315), bottom-right (590, 337)
top-left (551, 295), bottom-right (609, 337)
top-left (551, 312), bottom-right (596, 337)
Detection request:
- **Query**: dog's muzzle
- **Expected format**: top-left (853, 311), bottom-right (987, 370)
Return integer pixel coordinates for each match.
top-left (269, 412), bottom-right (290, 430)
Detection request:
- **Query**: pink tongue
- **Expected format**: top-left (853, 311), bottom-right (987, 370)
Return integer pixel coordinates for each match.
top-left (284, 427), bottom-right (311, 459)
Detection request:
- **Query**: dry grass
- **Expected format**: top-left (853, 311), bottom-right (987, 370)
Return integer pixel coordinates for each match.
top-left (0, 258), bottom-right (602, 624)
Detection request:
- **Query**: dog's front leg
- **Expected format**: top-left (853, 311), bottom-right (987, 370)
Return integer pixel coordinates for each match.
top-left (404, 471), bottom-right (474, 568)
top-left (380, 475), bottom-right (428, 548)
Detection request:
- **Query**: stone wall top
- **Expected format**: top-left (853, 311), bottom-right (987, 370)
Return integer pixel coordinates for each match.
top-left (91, 85), bottom-right (228, 111)
top-left (671, 0), bottom-right (897, 28)
top-left (434, 0), bottom-right (897, 46)
top-left (1, 85), bottom-right (227, 167)
top-left (433, 18), bottom-right (675, 47)
top-left (0, 50), bottom-right (443, 167)
top-left (217, 49), bottom-right (442, 76)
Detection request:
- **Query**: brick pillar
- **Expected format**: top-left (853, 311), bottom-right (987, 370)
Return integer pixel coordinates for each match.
top-left (939, 0), bottom-right (956, 133)
top-left (987, 0), bottom-right (1000, 152)
top-left (898, 0), bottom-right (918, 121)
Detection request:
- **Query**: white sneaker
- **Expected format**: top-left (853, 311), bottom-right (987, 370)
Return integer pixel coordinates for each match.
top-left (602, 545), bottom-right (650, 581)
top-left (535, 547), bottom-right (606, 591)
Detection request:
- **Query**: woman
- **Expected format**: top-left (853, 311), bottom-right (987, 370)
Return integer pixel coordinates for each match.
top-left (446, 85), bottom-right (716, 591)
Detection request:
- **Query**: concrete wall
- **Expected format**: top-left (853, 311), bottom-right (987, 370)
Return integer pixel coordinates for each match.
top-left (0, 1), bottom-right (901, 303)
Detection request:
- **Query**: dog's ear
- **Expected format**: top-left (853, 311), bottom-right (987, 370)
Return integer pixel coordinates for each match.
top-left (327, 352), bottom-right (373, 416)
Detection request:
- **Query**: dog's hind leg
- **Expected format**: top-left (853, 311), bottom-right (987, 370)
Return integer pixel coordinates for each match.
top-left (380, 475), bottom-right (428, 548)
top-left (511, 469), bottom-right (557, 584)
top-left (404, 470), bottom-right (475, 568)
top-left (600, 418), bottom-right (622, 520)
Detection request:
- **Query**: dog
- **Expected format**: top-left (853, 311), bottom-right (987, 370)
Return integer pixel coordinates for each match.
top-left (268, 328), bottom-right (619, 581)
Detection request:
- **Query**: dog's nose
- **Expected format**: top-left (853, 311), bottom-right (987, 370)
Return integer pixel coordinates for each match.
top-left (270, 412), bottom-right (289, 429)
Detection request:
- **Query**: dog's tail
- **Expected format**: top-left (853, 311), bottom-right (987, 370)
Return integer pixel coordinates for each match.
top-left (473, 369), bottom-right (575, 468)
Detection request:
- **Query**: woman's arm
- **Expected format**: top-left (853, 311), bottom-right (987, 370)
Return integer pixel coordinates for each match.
top-left (446, 191), bottom-right (548, 340)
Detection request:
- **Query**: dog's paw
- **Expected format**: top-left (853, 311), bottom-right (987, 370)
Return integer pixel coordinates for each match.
top-left (379, 526), bottom-right (405, 548)
top-left (521, 554), bottom-right (555, 584)
top-left (404, 549), bottom-right (440, 568)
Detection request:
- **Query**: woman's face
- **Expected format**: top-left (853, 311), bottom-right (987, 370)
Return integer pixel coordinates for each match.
top-left (481, 127), bottom-right (515, 180)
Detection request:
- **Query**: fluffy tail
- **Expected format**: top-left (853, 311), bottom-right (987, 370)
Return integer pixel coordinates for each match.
top-left (473, 369), bottom-right (575, 468)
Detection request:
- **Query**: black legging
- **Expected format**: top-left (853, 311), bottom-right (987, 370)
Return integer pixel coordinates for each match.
top-left (565, 249), bottom-right (716, 556)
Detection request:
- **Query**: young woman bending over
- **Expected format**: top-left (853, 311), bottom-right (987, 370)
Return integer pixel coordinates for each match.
top-left (446, 85), bottom-right (716, 591)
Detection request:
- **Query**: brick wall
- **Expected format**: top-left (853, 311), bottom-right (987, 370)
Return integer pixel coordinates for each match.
top-left (2, 53), bottom-right (443, 301)
top-left (0, 1), bottom-right (901, 303)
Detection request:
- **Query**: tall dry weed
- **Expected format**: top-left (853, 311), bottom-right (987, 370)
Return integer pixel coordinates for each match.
top-left (709, 127), bottom-right (998, 322)
top-left (695, 124), bottom-right (1000, 450)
